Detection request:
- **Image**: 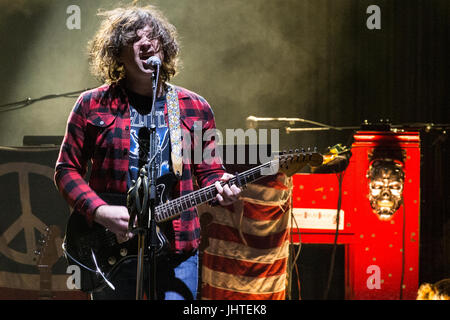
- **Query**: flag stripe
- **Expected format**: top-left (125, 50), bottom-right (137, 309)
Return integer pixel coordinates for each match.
top-left (207, 223), bottom-right (289, 249)
top-left (206, 204), bottom-right (291, 236)
top-left (202, 283), bottom-right (285, 300)
top-left (202, 252), bottom-right (287, 278)
top-left (242, 201), bottom-right (290, 221)
top-left (202, 266), bottom-right (286, 294)
top-left (204, 238), bottom-right (290, 263)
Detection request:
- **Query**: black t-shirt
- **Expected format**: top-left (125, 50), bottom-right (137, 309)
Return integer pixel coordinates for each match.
top-left (126, 89), bottom-right (171, 190)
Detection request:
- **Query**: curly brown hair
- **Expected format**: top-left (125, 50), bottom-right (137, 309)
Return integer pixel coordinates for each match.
top-left (88, 5), bottom-right (179, 84)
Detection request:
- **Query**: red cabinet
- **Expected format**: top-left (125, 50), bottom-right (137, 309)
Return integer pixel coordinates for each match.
top-left (291, 131), bottom-right (420, 299)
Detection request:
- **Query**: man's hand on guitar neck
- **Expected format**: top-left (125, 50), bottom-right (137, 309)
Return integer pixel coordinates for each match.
top-left (94, 205), bottom-right (133, 243)
top-left (214, 173), bottom-right (242, 206)
top-left (92, 172), bottom-right (241, 243)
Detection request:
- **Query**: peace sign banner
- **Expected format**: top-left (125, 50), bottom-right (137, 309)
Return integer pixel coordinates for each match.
top-left (0, 146), bottom-right (88, 299)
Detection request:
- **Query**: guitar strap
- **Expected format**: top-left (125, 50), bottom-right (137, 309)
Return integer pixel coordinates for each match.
top-left (166, 84), bottom-right (183, 179)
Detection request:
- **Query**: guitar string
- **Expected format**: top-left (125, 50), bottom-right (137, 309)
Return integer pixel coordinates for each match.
top-left (65, 153), bottom-right (312, 278)
top-left (154, 154), bottom-right (304, 221)
top-left (156, 161), bottom-right (270, 218)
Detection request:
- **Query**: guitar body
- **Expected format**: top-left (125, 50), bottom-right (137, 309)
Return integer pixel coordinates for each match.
top-left (64, 173), bottom-right (178, 293)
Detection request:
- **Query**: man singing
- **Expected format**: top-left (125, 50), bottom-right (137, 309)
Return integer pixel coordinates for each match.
top-left (55, 4), bottom-right (241, 300)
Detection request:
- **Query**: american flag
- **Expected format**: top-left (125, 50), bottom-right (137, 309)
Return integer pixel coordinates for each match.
top-left (199, 173), bottom-right (292, 300)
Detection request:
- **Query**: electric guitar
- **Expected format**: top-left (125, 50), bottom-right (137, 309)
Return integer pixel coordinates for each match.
top-left (35, 225), bottom-right (62, 300)
top-left (63, 149), bottom-right (323, 292)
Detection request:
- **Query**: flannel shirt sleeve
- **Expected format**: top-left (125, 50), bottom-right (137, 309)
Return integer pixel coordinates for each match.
top-left (193, 101), bottom-right (226, 188)
top-left (54, 93), bottom-right (106, 225)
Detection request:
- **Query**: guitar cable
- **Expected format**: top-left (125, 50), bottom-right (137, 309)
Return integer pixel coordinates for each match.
top-left (62, 242), bottom-right (116, 290)
top-left (288, 205), bottom-right (302, 300)
top-left (90, 249), bottom-right (116, 290)
top-left (61, 241), bottom-right (97, 274)
top-left (399, 201), bottom-right (406, 300)
top-left (323, 169), bottom-right (345, 300)
top-left (288, 185), bottom-right (303, 300)
top-left (322, 140), bottom-right (352, 299)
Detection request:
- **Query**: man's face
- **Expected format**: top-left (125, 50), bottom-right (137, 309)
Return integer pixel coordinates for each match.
top-left (367, 161), bottom-right (404, 219)
top-left (120, 25), bottom-right (164, 82)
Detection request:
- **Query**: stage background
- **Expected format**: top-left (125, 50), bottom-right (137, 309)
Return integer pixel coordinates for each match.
top-left (0, 0), bottom-right (448, 149)
top-left (0, 0), bottom-right (448, 298)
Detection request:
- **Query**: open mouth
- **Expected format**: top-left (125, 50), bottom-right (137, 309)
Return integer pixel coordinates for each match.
top-left (141, 57), bottom-right (154, 70)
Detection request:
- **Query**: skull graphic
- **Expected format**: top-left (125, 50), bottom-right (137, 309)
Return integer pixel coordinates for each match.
top-left (367, 159), bottom-right (405, 220)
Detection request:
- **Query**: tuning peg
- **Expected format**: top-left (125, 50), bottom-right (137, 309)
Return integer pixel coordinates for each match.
top-left (34, 249), bottom-right (41, 256)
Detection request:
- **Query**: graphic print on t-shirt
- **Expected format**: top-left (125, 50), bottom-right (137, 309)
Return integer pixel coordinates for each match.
top-left (127, 93), bottom-right (171, 189)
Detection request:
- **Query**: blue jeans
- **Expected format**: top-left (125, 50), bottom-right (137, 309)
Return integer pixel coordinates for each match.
top-left (91, 251), bottom-right (198, 300)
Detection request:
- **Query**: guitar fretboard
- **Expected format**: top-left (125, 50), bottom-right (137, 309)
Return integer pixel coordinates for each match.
top-left (38, 267), bottom-right (53, 300)
top-left (155, 160), bottom-right (276, 222)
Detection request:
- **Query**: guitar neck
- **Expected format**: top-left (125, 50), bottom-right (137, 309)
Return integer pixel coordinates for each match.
top-left (155, 160), bottom-right (275, 222)
top-left (38, 266), bottom-right (53, 300)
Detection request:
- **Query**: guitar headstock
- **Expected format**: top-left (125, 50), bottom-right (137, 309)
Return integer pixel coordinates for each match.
top-left (35, 225), bottom-right (62, 268)
top-left (321, 144), bottom-right (351, 165)
top-left (309, 144), bottom-right (352, 174)
top-left (278, 148), bottom-right (323, 176)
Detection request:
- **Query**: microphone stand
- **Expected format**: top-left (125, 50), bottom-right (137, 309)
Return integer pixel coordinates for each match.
top-left (246, 116), bottom-right (343, 131)
top-left (146, 64), bottom-right (160, 301)
top-left (0, 88), bottom-right (94, 113)
top-left (134, 64), bottom-right (160, 300)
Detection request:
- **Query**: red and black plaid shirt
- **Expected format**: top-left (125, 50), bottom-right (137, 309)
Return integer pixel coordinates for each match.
top-left (55, 82), bottom-right (225, 253)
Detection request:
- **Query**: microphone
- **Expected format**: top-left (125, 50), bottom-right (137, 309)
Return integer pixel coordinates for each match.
top-left (147, 56), bottom-right (161, 100)
top-left (146, 56), bottom-right (161, 67)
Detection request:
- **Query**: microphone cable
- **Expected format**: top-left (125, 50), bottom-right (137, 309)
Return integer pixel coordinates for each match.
top-left (323, 169), bottom-right (345, 300)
